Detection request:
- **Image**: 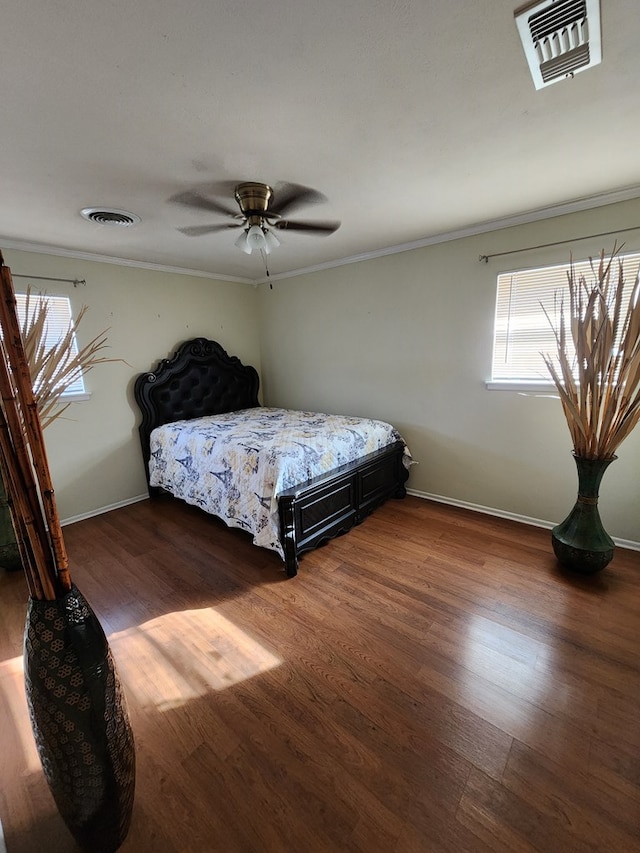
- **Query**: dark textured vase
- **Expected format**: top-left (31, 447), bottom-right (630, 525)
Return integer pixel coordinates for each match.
top-left (23, 585), bottom-right (135, 851)
top-left (551, 455), bottom-right (616, 574)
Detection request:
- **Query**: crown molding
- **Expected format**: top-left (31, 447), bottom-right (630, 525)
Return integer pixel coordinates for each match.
top-left (0, 238), bottom-right (255, 285)
top-left (255, 183), bottom-right (640, 285)
top-left (4, 183), bottom-right (640, 287)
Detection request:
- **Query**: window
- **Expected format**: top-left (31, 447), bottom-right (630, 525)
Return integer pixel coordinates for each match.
top-left (488, 250), bottom-right (640, 390)
top-left (15, 293), bottom-right (87, 398)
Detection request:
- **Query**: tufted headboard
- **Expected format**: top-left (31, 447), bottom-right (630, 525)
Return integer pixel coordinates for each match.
top-left (133, 338), bottom-right (260, 486)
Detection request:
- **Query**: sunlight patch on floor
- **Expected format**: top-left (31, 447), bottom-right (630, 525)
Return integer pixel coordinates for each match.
top-left (0, 655), bottom-right (42, 775)
top-left (109, 607), bottom-right (283, 712)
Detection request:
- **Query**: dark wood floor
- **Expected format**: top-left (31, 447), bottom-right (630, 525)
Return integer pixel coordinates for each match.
top-left (0, 495), bottom-right (639, 852)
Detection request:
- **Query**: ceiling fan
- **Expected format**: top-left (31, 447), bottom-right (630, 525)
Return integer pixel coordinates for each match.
top-left (169, 181), bottom-right (341, 255)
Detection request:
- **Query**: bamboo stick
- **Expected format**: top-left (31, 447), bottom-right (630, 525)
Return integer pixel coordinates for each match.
top-left (0, 257), bottom-right (70, 595)
top-left (0, 406), bottom-right (52, 599)
top-left (0, 442), bottom-right (41, 599)
top-left (0, 342), bottom-right (58, 600)
top-left (0, 342), bottom-right (53, 556)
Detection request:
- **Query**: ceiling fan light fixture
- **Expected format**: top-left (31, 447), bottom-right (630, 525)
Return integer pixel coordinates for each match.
top-left (234, 230), bottom-right (252, 254)
top-left (246, 224), bottom-right (267, 252)
top-left (234, 224), bottom-right (278, 255)
top-left (263, 228), bottom-right (281, 253)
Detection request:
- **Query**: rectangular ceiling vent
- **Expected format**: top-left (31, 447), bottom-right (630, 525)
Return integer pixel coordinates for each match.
top-left (514, 0), bottom-right (602, 89)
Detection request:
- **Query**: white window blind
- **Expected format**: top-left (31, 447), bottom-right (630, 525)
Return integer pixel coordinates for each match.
top-left (491, 251), bottom-right (640, 383)
top-left (15, 293), bottom-right (86, 396)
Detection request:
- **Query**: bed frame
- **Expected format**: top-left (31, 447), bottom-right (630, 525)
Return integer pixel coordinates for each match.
top-left (133, 338), bottom-right (408, 577)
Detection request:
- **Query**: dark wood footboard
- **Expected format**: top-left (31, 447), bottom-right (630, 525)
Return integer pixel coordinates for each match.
top-left (278, 440), bottom-right (408, 577)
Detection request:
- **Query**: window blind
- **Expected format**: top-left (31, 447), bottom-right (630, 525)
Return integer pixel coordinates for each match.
top-left (15, 293), bottom-right (85, 396)
top-left (491, 251), bottom-right (640, 382)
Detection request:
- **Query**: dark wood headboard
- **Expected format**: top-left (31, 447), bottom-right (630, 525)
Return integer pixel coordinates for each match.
top-left (133, 338), bottom-right (260, 485)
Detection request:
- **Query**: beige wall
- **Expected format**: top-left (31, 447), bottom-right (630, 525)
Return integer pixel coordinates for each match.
top-left (258, 198), bottom-right (640, 545)
top-left (4, 197), bottom-right (640, 546)
top-left (2, 248), bottom-right (261, 522)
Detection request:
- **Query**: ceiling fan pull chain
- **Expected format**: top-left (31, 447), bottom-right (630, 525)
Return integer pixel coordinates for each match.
top-left (261, 250), bottom-right (273, 288)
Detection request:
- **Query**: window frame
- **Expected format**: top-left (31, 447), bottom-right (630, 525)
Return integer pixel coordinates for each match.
top-left (486, 249), bottom-right (640, 392)
top-left (15, 292), bottom-right (91, 402)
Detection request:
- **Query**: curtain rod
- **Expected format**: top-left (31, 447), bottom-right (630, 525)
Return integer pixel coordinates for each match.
top-left (479, 225), bottom-right (640, 263)
top-left (12, 273), bottom-right (86, 287)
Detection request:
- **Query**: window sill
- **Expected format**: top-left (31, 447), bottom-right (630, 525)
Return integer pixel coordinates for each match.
top-left (60, 391), bottom-right (92, 403)
top-left (485, 380), bottom-right (557, 393)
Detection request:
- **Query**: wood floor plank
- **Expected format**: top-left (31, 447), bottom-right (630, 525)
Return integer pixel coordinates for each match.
top-left (1, 494), bottom-right (638, 851)
top-left (414, 646), bottom-right (594, 772)
top-left (501, 740), bottom-right (640, 851)
top-left (457, 765), bottom-right (597, 853)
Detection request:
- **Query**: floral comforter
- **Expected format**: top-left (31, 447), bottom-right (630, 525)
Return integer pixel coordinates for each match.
top-left (149, 406), bottom-right (410, 558)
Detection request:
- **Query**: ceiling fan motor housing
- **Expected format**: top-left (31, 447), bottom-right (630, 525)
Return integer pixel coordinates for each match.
top-left (234, 183), bottom-right (274, 224)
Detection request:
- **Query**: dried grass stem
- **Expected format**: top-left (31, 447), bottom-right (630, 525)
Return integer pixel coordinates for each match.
top-left (543, 244), bottom-right (640, 459)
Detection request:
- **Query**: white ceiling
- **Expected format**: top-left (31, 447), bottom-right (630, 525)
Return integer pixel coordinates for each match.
top-left (2, 0), bottom-right (639, 283)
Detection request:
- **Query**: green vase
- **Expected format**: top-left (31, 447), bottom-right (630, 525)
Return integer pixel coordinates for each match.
top-left (551, 454), bottom-right (615, 574)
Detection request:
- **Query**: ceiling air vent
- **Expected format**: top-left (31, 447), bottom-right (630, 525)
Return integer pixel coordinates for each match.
top-left (514, 0), bottom-right (601, 89)
top-left (80, 207), bottom-right (141, 226)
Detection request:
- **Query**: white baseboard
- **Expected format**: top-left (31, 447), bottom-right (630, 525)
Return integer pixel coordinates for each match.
top-left (59, 489), bottom-right (640, 554)
top-left (407, 489), bottom-right (640, 552)
top-left (60, 494), bottom-right (149, 527)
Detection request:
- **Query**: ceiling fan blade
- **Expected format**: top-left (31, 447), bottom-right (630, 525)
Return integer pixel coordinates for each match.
top-left (274, 219), bottom-right (341, 235)
top-left (268, 183), bottom-right (327, 217)
top-left (178, 223), bottom-right (243, 236)
top-left (169, 191), bottom-right (238, 218)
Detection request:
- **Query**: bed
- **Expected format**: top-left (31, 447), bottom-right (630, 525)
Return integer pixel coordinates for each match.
top-left (134, 338), bottom-right (410, 577)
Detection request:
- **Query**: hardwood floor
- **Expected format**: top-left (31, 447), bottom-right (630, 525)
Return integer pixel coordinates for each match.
top-left (0, 495), bottom-right (639, 852)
